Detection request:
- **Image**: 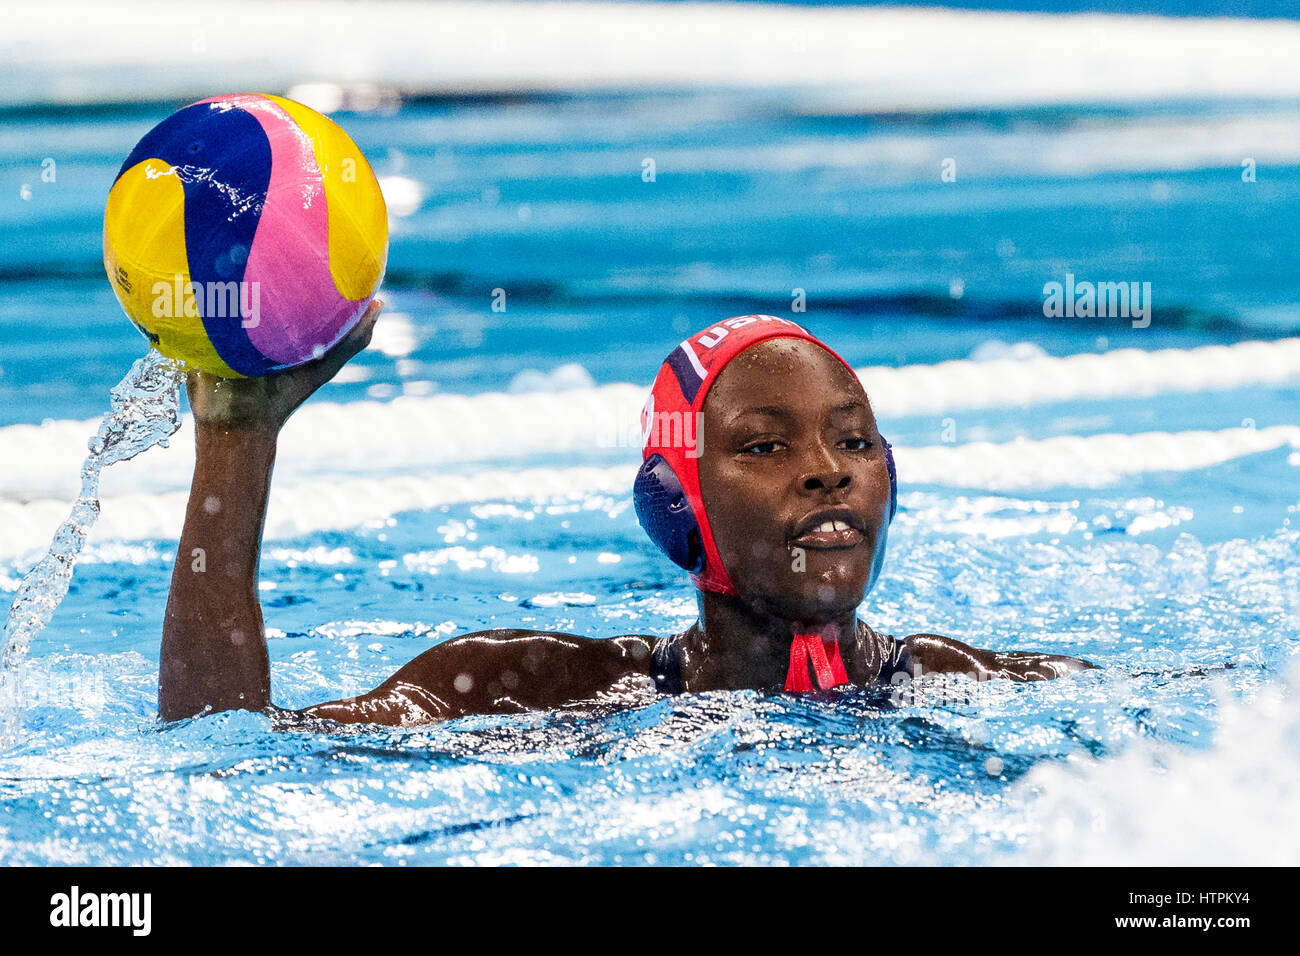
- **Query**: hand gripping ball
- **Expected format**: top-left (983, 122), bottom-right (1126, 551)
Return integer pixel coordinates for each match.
top-left (103, 93), bottom-right (388, 377)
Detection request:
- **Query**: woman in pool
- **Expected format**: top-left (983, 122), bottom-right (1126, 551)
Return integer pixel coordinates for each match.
top-left (159, 301), bottom-right (1094, 724)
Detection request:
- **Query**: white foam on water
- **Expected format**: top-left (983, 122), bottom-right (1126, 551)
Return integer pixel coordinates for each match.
top-left (8, 2), bottom-right (1300, 109)
top-left (1014, 657), bottom-right (1300, 865)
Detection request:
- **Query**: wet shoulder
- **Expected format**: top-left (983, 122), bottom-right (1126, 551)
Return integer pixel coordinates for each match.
top-left (853, 620), bottom-right (910, 684)
top-left (449, 627), bottom-right (658, 677)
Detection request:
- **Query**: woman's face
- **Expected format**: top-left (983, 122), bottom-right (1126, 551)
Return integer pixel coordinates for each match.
top-left (697, 338), bottom-right (891, 624)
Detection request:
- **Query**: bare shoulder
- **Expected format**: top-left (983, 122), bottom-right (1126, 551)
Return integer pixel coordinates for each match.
top-left (298, 628), bottom-right (661, 727)
top-left (449, 628), bottom-right (657, 665)
top-left (896, 632), bottom-right (1096, 681)
top-left (390, 627), bottom-right (661, 697)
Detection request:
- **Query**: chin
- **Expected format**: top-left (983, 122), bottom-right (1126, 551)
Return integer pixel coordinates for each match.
top-left (751, 558), bottom-right (871, 622)
top-left (808, 549), bottom-right (872, 589)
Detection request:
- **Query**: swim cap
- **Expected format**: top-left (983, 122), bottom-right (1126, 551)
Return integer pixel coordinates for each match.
top-left (634, 315), bottom-right (897, 597)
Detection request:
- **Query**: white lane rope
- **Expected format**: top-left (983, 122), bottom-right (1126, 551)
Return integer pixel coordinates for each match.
top-left (0, 465), bottom-right (638, 566)
top-left (862, 337), bottom-right (1300, 419)
top-left (2, 426), bottom-right (1296, 564)
top-left (12, 2), bottom-right (1300, 109)
top-left (902, 424), bottom-right (1300, 491)
top-left (5, 337), bottom-right (1299, 502)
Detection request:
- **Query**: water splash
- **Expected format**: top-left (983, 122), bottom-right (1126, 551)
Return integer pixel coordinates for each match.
top-left (0, 350), bottom-right (184, 748)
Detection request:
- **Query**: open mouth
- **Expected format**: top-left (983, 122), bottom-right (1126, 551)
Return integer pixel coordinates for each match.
top-left (789, 511), bottom-right (866, 550)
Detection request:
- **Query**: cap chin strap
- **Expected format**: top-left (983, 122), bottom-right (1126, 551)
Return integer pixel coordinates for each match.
top-left (784, 633), bottom-right (850, 692)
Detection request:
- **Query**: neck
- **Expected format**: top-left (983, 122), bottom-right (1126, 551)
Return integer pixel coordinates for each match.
top-left (687, 591), bottom-right (863, 692)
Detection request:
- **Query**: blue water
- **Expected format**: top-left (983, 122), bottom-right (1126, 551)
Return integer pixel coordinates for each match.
top-left (1, 86), bottom-right (1299, 864)
top-left (6, 94), bottom-right (1300, 425)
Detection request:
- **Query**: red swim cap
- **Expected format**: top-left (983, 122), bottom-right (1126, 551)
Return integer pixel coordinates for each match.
top-left (636, 315), bottom-right (860, 596)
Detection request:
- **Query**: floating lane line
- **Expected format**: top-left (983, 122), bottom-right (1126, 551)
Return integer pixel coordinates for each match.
top-left (2, 426), bottom-right (1296, 564)
top-left (4, 338), bottom-right (1299, 502)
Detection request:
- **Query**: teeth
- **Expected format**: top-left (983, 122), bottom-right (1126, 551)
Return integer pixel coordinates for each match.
top-left (811, 520), bottom-right (851, 533)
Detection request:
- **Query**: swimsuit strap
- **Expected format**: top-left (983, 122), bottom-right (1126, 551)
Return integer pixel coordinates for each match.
top-left (650, 633), bottom-right (685, 695)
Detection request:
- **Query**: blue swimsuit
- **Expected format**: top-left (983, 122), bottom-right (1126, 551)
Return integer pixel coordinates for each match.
top-left (649, 625), bottom-right (909, 694)
top-left (650, 634), bottom-right (685, 694)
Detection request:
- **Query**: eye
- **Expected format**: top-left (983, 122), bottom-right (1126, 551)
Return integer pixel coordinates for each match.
top-left (839, 437), bottom-right (873, 451)
top-left (742, 440), bottom-right (785, 455)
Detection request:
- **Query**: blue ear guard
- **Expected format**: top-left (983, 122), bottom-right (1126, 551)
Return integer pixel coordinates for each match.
top-left (633, 454), bottom-right (704, 573)
top-left (633, 437), bottom-right (898, 574)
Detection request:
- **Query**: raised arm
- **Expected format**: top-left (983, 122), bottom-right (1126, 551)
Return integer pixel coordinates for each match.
top-left (158, 301), bottom-right (384, 720)
top-left (892, 632), bottom-right (1095, 683)
top-left (160, 298), bottom-right (656, 725)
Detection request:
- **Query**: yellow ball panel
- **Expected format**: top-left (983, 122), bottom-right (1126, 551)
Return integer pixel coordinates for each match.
top-left (103, 160), bottom-right (241, 378)
top-left (262, 95), bottom-right (389, 302)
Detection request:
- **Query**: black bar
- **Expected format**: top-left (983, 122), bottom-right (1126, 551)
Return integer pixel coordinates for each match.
top-left (0, 866), bottom-right (1284, 941)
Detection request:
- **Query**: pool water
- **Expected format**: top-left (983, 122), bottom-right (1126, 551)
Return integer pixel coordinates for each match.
top-left (2, 84), bottom-right (1299, 865)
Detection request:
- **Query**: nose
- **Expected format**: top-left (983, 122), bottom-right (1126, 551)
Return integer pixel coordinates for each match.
top-left (799, 441), bottom-right (852, 494)
top-left (803, 471), bottom-right (851, 492)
